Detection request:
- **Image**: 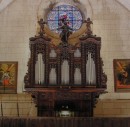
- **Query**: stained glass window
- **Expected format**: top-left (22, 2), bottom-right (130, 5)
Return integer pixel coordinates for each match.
top-left (47, 5), bottom-right (83, 33)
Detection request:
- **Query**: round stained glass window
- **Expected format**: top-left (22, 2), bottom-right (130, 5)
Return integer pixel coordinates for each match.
top-left (47, 5), bottom-right (83, 33)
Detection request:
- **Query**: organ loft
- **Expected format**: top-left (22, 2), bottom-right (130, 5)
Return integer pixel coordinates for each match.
top-left (24, 16), bottom-right (107, 117)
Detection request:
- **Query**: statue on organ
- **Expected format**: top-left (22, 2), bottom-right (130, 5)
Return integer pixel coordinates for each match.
top-left (38, 18), bottom-right (47, 34)
top-left (83, 17), bottom-right (93, 35)
top-left (57, 13), bottom-right (73, 44)
top-left (57, 21), bottom-right (73, 43)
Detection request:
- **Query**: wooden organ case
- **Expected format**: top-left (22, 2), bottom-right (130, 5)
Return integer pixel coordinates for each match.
top-left (24, 18), bottom-right (107, 117)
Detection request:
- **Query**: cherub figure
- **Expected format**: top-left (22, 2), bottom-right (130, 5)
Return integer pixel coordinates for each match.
top-left (84, 18), bottom-right (93, 35)
top-left (38, 18), bottom-right (46, 33)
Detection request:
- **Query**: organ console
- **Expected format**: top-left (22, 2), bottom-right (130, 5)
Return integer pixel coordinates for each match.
top-left (24, 18), bottom-right (107, 117)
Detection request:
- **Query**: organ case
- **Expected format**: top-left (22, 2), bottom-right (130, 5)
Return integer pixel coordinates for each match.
top-left (24, 19), bottom-right (107, 117)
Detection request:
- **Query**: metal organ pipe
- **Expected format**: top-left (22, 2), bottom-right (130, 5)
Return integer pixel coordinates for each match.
top-left (74, 68), bottom-right (81, 85)
top-left (49, 49), bottom-right (56, 57)
top-left (49, 68), bottom-right (56, 84)
top-left (61, 60), bottom-right (69, 85)
top-left (86, 52), bottom-right (96, 85)
top-left (35, 60), bottom-right (39, 85)
top-left (35, 53), bottom-right (44, 85)
top-left (74, 49), bottom-right (81, 57)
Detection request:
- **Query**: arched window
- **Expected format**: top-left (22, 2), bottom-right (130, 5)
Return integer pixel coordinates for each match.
top-left (47, 4), bottom-right (83, 33)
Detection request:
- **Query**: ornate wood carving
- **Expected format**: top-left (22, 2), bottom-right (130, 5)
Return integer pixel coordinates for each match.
top-left (24, 18), bottom-right (107, 117)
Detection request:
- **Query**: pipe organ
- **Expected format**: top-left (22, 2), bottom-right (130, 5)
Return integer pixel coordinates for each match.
top-left (24, 18), bottom-right (107, 117)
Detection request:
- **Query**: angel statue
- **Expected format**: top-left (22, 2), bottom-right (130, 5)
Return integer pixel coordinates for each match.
top-left (57, 21), bottom-right (73, 43)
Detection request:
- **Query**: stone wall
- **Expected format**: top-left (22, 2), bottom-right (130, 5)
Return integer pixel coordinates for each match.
top-left (94, 99), bottom-right (130, 117)
top-left (0, 94), bottom-right (37, 116)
